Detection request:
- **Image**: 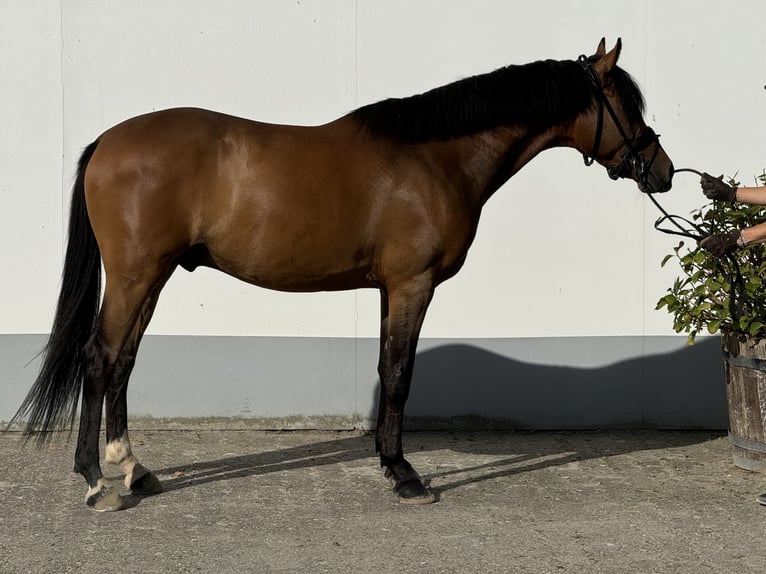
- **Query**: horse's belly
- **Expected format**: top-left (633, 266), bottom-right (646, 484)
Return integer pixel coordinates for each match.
top-left (207, 237), bottom-right (373, 293)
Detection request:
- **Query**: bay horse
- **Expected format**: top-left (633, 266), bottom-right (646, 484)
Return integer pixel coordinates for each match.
top-left (11, 38), bottom-right (672, 510)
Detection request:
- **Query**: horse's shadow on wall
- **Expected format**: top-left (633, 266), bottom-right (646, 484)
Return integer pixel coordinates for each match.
top-left (147, 337), bottom-right (726, 506)
top-left (404, 336), bottom-right (726, 429)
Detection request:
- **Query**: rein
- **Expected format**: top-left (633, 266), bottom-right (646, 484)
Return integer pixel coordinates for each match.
top-left (649, 167), bottom-right (707, 241)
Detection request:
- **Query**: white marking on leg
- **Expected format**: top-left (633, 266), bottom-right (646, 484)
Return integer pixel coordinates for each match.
top-left (105, 432), bottom-right (140, 489)
top-left (85, 477), bottom-right (111, 502)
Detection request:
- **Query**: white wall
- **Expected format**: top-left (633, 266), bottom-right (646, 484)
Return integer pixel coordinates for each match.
top-left (1, 1), bottom-right (63, 333)
top-left (3, 0), bottom-right (766, 340)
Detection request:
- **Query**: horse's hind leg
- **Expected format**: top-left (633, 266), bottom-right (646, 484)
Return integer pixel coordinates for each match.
top-left (75, 331), bottom-right (118, 510)
top-left (102, 274), bottom-right (169, 498)
top-left (376, 277), bottom-right (435, 504)
top-left (74, 265), bottom-right (173, 510)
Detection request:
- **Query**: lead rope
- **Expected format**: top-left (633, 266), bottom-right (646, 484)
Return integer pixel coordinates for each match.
top-left (651, 167), bottom-right (745, 325)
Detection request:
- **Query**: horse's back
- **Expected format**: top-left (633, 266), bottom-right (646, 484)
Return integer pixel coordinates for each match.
top-left (85, 108), bottom-right (385, 290)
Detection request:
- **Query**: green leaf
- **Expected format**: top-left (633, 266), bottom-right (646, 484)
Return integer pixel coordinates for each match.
top-left (692, 285), bottom-right (708, 297)
top-left (655, 294), bottom-right (677, 310)
top-left (707, 320), bottom-right (721, 334)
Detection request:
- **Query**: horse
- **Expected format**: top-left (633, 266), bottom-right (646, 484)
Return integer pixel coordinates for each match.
top-left (10, 38), bottom-right (673, 511)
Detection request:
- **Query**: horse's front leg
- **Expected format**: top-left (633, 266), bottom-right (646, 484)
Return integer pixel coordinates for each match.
top-left (376, 280), bottom-right (435, 504)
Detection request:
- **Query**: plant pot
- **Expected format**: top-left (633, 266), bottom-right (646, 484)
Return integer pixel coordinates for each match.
top-left (722, 333), bottom-right (766, 472)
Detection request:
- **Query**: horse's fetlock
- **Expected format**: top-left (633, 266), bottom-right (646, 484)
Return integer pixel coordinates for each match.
top-left (105, 435), bottom-right (131, 465)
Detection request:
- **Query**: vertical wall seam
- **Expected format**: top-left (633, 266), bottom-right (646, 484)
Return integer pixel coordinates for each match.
top-left (59, 0), bottom-right (66, 260)
top-left (641, 0), bottom-right (651, 426)
top-left (352, 0), bottom-right (359, 420)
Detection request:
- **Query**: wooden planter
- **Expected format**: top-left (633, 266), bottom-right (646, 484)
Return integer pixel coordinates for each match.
top-left (722, 333), bottom-right (766, 472)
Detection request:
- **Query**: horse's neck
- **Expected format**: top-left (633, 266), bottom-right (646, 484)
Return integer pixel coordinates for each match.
top-left (444, 124), bottom-right (576, 206)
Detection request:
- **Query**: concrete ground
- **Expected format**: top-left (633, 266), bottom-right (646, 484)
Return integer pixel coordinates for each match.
top-left (1, 429), bottom-right (764, 574)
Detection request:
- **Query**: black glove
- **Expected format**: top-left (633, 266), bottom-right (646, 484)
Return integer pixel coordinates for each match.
top-left (700, 173), bottom-right (737, 202)
top-left (700, 230), bottom-right (740, 257)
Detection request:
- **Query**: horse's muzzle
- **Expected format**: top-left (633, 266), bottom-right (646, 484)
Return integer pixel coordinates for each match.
top-left (639, 161), bottom-right (674, 194)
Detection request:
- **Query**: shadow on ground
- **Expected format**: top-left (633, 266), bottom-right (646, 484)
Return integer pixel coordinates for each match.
top-left (142, 429), bottom-right (721, 507)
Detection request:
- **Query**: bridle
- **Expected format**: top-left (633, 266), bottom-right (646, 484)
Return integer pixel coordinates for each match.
top-left (577, 54), bottom-right (662, 193)
top-left (576, 54), bottom-right (705, 241)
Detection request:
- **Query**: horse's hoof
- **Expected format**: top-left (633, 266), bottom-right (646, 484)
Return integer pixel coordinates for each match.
top-left (86, 485), bottom-right (125, 512)
top-left (130, 466), bottom-right (163, 496)
top-left (394, 479), bottom-right (436, 505)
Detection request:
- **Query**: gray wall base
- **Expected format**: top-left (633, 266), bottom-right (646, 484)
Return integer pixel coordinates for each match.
top-left (1, 334), bottom-right (727, 430)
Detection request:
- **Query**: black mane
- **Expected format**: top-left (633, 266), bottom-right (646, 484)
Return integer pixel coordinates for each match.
top-left (351, 58), bottom-right (645, 143)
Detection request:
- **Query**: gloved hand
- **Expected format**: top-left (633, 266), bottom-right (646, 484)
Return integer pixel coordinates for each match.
top-left (699, 230), bottom-right (740, 257)
top-left (700, 173), bottom-right (737, 202)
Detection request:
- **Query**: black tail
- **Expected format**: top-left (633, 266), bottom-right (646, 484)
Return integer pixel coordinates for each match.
top-left (9, 140), bottom-right (102, 444)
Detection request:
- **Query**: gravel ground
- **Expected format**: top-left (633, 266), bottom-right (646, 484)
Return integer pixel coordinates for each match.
top-left (1, 429), bottom-right (764, 573)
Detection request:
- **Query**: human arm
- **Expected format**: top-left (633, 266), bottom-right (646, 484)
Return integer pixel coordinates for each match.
top-left (739, 220), bottom-right (766, 245)
top-left (733, 186), bottom-right (766, 206)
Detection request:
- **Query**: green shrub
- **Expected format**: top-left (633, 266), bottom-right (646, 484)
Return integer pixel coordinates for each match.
top-left (656, 173), bottom-right (766, 344)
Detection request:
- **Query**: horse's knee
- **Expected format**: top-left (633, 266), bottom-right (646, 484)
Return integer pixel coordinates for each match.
top-left (380, 373), bottom-right (411, 404)
top-left (378, 355), bottom-right (413, 396)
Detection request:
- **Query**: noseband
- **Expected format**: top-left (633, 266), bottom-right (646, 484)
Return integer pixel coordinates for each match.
top-left (577, 54), bottom-right (661, 192)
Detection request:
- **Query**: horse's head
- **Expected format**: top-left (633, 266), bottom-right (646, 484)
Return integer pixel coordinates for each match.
top-left (576, 38), bottom-right (673, 194)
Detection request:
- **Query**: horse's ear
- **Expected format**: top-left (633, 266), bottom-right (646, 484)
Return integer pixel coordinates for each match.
top-left (594, 38), bottom-right (622, 77)
top-left (595, 38), bottom-right (606, 58)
